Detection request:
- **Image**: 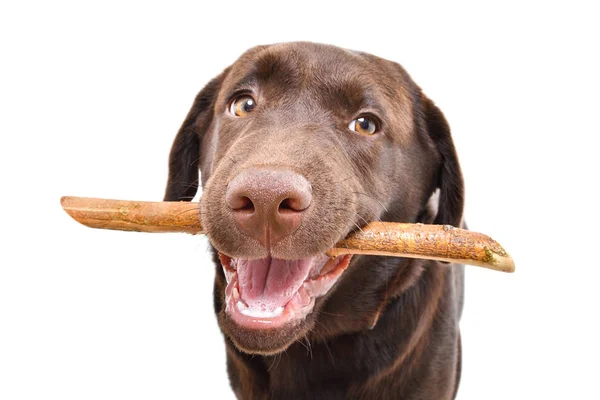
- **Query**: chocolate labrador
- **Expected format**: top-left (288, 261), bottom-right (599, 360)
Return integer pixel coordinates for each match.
top-left (164, 42), bottom-right (465, 399)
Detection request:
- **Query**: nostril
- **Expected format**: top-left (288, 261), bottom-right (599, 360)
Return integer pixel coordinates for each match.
top-left (278, 197), bottom-right (310, 214)
top-left (278, 198), bottom-right (295, 214)
top-left (230, 196), bottom-right (255, 213)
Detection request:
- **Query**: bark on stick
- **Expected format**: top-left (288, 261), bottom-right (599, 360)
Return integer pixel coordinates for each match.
top-left (60, 196), bottom-right (203, 234)
top-left (61, 196), bottom-right (514, 272)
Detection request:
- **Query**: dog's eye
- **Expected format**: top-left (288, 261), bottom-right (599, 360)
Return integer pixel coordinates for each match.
top-left (229, 95), bottom-right (256, 117)
top-left (348, 116), bottom-right (378, 136)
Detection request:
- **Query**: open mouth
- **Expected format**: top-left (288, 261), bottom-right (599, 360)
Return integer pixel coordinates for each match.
top-left (218, 253), bottom-right (353, 330)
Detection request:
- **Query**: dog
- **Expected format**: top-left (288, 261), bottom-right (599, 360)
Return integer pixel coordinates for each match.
top-left (164, 42), bottom-right (465, 399)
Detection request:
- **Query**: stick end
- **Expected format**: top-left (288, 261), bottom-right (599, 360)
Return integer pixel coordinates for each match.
top-left (494, 255), bottom-right (516, 273)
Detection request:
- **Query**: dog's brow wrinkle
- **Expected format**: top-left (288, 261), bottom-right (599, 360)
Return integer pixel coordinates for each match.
top-left (230, 76), bottom-right (258, 95)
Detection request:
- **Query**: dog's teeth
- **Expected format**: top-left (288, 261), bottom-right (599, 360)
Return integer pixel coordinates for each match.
top-left (236, 300), bottom-right (248, 311)
top-left (233, 287), bottom-right (240, 300)
top-left (238, 306), bottom-right (284, 318)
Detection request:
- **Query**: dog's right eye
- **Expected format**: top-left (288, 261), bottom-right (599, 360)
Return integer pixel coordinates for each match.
top-left (348, 116), bottom-right (379, 136)
top-left (229, 95), bottom-right (256, 117)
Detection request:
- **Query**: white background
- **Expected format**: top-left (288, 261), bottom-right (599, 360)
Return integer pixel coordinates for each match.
top-left (1, 1), bottom-right (598, 399)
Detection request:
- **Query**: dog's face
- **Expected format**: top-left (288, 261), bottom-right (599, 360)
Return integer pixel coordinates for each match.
top-left (164, 42), bottom-right (463, 355)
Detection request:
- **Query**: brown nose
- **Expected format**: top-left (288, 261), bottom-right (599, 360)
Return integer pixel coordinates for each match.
top-left (226, 168), bottom-right (312, 247)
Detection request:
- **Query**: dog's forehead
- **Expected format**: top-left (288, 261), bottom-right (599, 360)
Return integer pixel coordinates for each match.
top-left (234, 42), bottom-right (366, 76)
top-left (223, 42), bottom-right (406, 97)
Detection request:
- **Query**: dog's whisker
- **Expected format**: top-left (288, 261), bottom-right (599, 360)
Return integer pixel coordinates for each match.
top-left (326, 224), bottom-right (354, 248)
top-left (303, 335), bottom-right (313, 359)
top-left (173, 207), bottom-right (201, 216)
top-left (332, 173), bottom-right (358, 185)
top-left (352, 221), bottom-right (365, 234)
top-left (352, 211), bottom-right (371, 227)
top-left (187, 148), bottom-right (203, 165)
top-left (295, 337), bottom-right (310, 354)
top-left (314, 322), bottom-right (336, 365)
top-left (344, 199), bottom-right (387, 228)
top-left (267, 353), bottom-right (280, 371)
top-left (172, 181), bottom-right (200, 189)
top-left (318, 310), bottom-right (345, 318)
top-left (348, 195), bottom-right (404, 229)
top-left (168, 180), bottom-right (200, 188)
top-left (351, 191), bottom-right (393, 215)
top-left (195, 129), bottom-right (238, 166)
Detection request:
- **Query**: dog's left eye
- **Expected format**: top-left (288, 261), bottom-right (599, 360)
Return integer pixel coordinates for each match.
top-left (348, 116), bottom-right (378, 136)
top-left (229, 95), bottom-right (256, 117)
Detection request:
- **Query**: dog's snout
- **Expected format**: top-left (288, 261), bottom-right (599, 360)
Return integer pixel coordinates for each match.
top-left (226, 169), bottom-right (312, 246)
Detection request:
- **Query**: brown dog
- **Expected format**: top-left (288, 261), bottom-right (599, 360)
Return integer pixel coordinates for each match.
top-left (164, 42), bottom-right (465, 399)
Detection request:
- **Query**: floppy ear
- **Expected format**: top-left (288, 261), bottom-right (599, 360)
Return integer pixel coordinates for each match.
top-left (422, 96), bottom-right (465, 227)
top-left (163, 70), bottom-right (229, 201)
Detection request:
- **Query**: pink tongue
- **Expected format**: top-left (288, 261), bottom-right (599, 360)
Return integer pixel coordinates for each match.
top-left (236, 257), bottom-right (313, 313)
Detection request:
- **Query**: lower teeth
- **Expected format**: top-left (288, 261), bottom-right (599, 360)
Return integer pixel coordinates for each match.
top-left (237, 303), bottom-right (285, 318)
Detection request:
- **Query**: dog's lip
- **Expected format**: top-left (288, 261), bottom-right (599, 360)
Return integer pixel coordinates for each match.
top-left (218, 252), bottom-right (352, 330)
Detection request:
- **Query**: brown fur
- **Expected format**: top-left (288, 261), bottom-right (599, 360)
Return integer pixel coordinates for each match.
top-left (164, 42), bottom-right (465, 399)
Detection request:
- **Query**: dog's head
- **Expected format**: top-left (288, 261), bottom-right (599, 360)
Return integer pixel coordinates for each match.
top-left (164, 42), bottom-right (464, 355)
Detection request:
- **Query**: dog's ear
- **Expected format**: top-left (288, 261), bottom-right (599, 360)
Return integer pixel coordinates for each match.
top-left (422, 96), bottom-right (465, 227)
top-left (164, 69), bottom-right (229, 201)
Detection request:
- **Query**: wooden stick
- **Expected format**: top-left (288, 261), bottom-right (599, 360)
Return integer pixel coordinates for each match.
top-left (326, 222), bottom-right (514, 272)
top-left (61, 196), bottom-right (514, 273)
top-left (60, 196), bottom-right (203, 234)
